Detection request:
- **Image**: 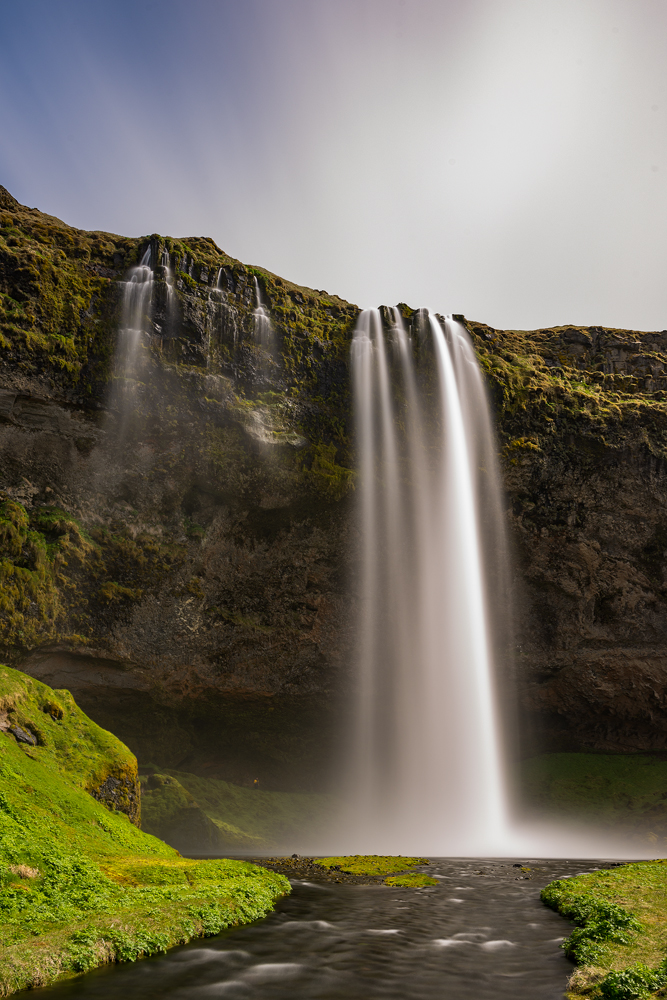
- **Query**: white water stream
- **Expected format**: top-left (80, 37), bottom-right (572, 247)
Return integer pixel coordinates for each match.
top-left (350, 309), bottom-right (512, 853)
top-left (346, 307), bottom-right (656, 859)
top-left (117, 247), bottom-right (153, 373)
top-left (253, 276), bottom-right (274, 349)
top-left (106, 247), bottom-right (154, 440)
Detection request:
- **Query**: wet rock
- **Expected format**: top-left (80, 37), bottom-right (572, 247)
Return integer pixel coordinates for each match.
top-left (10, 725), bottom-right (37, 746)
top-left (90, 772), bottom-right (140, 825)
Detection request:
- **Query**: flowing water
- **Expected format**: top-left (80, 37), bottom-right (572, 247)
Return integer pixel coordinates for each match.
top-left (29, 858), bottom-right (603, 999)
top-left (116, 248), bottom-right (153, 381)
top-left (349, 310), bottom-right (512, 855)
top-left (108, 247), bottom-right (154, 438)
top-left (253, 277), bottom-right (274, 349)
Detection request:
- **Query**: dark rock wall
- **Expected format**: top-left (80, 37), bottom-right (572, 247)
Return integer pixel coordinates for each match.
top-left (2, 183), bottom-right (667, 784)
top-left (470, 321), bottom-right (667, 754)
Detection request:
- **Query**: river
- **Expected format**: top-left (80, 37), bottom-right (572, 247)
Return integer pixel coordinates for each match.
top-left (27, 858), bottom-right (608, 999)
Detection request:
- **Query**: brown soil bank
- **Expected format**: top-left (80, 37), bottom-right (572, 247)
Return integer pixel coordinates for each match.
top-left (2, 182), bottom-right (667, 787)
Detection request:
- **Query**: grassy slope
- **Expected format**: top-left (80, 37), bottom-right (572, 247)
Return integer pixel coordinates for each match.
top-left (0, 665), bottom-right (288, 996)
top-left (162, 768), bottom-right (336, 847)
top-left (543, 862), bottom-right (667, 998)
top-left (522, 754), bottom-right (667, 846)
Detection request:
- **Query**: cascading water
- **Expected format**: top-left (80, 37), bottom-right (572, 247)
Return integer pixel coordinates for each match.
top-left (110, 247), bottom-right (154, 437)
top-left (350, 308), bottom-right (512, 855)
top-left (160, 247), bottom-right (176, 316)
top-left (253, 276), bottom-right (274, 349)
top-left (117, 247), bottom-right (153, 373)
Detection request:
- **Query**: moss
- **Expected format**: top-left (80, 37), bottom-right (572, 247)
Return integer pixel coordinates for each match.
top-left (0, 499), bottom-right (186, 659)
top-left (0, 664), bottom-right (288, 995)
top-left (0, 500), bottom-right (63, 648)
top-left (466, 319), bottom-right (667, 464)
top-left (315, 855), bottom-right (429, 876)
top-left (0, 663), bottom-right (137, 815)
top-left (139, 773), bottom-right (264, 852)
top-left (384, 873), bottom-right (438, 887)
top-left (305, 441), bottom-right (356, 500)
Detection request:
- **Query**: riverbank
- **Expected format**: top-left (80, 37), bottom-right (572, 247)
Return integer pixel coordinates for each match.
top-left (542, 861), bottom-right (667, 998)
top-left (0, 665), bottom-right (288, 996)
top-left (27, 857), bottom-right (589, 1000)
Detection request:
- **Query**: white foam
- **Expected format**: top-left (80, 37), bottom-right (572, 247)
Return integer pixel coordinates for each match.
top-left (243, 964), bottom-right (303, 981)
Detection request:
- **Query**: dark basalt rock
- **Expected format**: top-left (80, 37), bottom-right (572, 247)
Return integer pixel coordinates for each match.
top-left (2, 185), bottom-right (667, 784)
top-left (90, 772), bottom-right (140, 825)
top-left (10, 725), bottom-right (37, 746)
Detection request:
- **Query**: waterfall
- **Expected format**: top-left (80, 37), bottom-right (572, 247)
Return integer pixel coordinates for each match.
top-left (116, 247), bottom-right (153, 378)
top-left (109, 246), bottom-right (154, 438)
top-left (160, 247), bottom-right (175, 319)
top-left (350, 308), bottom-right (512, 855)
top-left (253, 276), bottom-right (274, 349)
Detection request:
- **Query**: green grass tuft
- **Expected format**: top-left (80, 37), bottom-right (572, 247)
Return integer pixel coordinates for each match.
top-left (384, 873), bottom-right (438, 887)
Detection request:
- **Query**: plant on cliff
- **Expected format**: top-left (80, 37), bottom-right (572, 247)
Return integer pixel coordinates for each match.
top-left (0, 664), bottom-right (288, 995)
top-left (0, 498), bottom-right (186, 657)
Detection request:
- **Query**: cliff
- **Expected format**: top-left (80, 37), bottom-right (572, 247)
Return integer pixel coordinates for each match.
top-left (2, 183), bottom-right (667, 787)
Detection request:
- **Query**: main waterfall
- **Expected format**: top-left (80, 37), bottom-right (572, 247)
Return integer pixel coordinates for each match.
top-left (350, 308), bottom-right (512, 855)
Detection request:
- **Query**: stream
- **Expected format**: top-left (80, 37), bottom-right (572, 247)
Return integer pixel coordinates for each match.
top-left (30, 859), bottom-right (605, 999)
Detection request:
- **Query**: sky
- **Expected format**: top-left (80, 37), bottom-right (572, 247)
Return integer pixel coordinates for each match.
top-left (1, 0), bottom-right (667, 330)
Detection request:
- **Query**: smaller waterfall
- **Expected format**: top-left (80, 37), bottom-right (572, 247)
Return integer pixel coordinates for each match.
top-left (253, 277), bottom-right (274, 349)
top-left (350, 308), bottom-right (512, 855)
top-left (116, 247), bottom-right (153, 377)
top-left (161, 247), bottom-right (175, 300)
top-left (109, 247), bottom-right (154, 438)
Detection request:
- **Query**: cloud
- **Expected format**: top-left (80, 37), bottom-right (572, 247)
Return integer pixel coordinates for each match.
top-left (1, 0), bottom-right (666, 328)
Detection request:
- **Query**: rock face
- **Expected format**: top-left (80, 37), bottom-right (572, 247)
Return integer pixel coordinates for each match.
top-left (470, 322), bottom-right (667, 755)
top-left (2, 184), bottom-right (667, 783)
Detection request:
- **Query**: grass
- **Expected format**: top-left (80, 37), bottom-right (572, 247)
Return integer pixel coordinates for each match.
top-left (0, 665), bottom-right (289, 995)
top-left (542, 861), bottom-right (667, 998)
top-left (522, 754), bottom-right (667, 844)
top-left (158, 768), bottom-right (337, 849)
top-left (384, 873), bottom-right (438, 887)
top-left (315, 855), bottom-right (436, 885)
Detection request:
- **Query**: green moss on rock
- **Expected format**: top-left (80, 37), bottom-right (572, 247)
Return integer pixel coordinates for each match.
top-left (316, 855), bottom-right (429, 876)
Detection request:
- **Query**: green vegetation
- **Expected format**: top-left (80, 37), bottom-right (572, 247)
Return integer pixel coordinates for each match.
top-left (542, 862), bottom-right (667, 998)
top-left (0, 665), bottom-right (288, 995)
top-left (316, 855), bottom-right (432, 886)
top-left (522, 754), bottom-right (667, 844)
top-left (384, 873), bottom-right (438, 887)
top-left (140, 768), bottom-right (335, 852)
top-left (468, 320), bottom-right (667, 466)
top-left (0, 184), bottom-right (359, 465)
top-left (0, 497), bottom-right (186, 656)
